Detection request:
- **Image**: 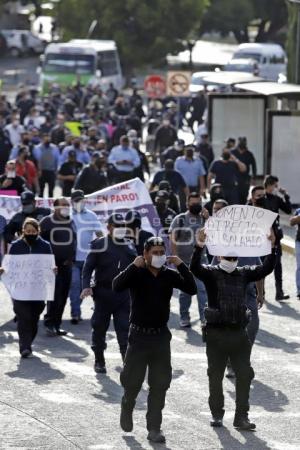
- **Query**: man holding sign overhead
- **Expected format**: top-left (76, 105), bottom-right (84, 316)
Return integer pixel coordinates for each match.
top-left (190, 205), bottom-right (277, 431)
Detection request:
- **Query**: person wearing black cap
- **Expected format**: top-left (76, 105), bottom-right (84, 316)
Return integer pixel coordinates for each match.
top-left (125, 210), bottom-right (153, 255)
top-left (4, 191), bottom-right (51, 243)
top-left (57, 150), bottom-right (83, 196)
top-left (69, 190), bottom-right (103, 324)
top-left (154, 190), bottom-right (177, 235)
top-left (74, 151), bottom-right (108, 195)
top-left (150, 180), bottom-right (179, 214)
top-left (112, 236), bottom-right (196, 443)
top-left (81, 212), bottom-right (137, 373)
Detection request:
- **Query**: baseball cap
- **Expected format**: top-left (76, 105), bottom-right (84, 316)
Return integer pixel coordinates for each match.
top-left (125, 210), bottom-right (141, 227)
top-left (144, 236), bottom-right (165, 251)
top-left (71, 190), bottom-right (85, 202)
top-left (21, 191), bottom-right (35, 205)
top-left (107, 212), bottom-right (125, 226)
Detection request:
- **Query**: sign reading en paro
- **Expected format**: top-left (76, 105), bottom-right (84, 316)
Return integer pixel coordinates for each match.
top-left (205, 205), bottom-right (278, 257)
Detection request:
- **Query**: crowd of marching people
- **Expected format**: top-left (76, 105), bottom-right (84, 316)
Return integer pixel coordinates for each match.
top-left (0, 81), bottom-right (299, 443)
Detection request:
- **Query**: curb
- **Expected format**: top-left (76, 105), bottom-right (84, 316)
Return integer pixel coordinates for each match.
top-left (281, 237), bottom-right (295, 255)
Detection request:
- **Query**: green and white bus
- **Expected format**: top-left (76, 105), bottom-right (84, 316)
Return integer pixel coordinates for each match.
top-left (40, 39), bottom-right (123, 92)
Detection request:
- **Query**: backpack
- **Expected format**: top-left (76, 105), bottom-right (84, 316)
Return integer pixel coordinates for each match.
top-left (204, 269), bottom-right (251, 326)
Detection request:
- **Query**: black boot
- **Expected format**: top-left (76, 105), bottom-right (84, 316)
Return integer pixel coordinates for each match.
top-left (120, 396), bottom-right (134, 432)
top-left (210, 416), bottom-right (223, 427)
top-left (233, 415), bottom-right (256, 431)
top-left (147, 430), bottom-right (166, 443)
top-left (94, 353), bottom-right (106, 374)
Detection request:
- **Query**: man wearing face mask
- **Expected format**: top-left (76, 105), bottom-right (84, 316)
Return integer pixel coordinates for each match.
top-left (4, 191), bottom-right (51, 244)
top-left (231, 137), bottom-right (257, 205)
top-left (175, 147), bottom-right (206, 196)
top-left (69, 190), bottom-right (103, 324)
top-left (263, 175), bottom-right (292, 301)
top-left (154, 118), bottom-right (178, 167)
top-left (57, 150), bottom-right (83, 196)
top-left (154, 190), bottom-right (177, 236)
top-left (60, 137), bottom-right (91, 166)
top-left (204, 184), bottom-right (226, 216)
top-left (4, 115), bottom-right (24, 146)
top-left (190, 229), bottom-right (276, 431)
top-left (81, 213), bottom-right (137, 374)
top-left (32, 133), bottom-right (60, 198)
top-left (208, 149), bottom-right (246, 205)
top-left (0, 160), bottom-right (26, 195)
top-left (112, 237), bottom-right (196, 443)
top-left (169, 193), bottom-right (208, 327)
top-left (125, 210), bottom-right (153, 255)
top-left (74, 151), bottom-right (108, 195)
top-left (40, 197), bottom-right (76, 336)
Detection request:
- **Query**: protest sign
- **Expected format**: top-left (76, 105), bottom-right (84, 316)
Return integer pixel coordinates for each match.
top-left (0, 178), bottom-right (162, 237)
top-left (204, 205), bottom-right (278, 257)
top-left (2, 254), bottom-right (56, 301)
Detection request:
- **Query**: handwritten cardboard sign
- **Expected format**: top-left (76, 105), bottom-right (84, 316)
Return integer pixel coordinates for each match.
top-left (2, 254), bottom-right (56, 301)
top-left (205, 205), bottom-right (278, 257)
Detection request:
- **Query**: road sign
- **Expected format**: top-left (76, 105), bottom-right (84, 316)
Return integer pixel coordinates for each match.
top-left (167, 71), bottom-right (191, 97)
top-left (144, 75), bottom-right (166, 98)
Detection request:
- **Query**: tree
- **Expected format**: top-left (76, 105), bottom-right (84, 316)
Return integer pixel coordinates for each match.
top-left (286, 3), bottom-right (298, 83)
top-left (201, 0), bottom-right (288, 44)
top-left (55, 0), bottom-right (208, 71)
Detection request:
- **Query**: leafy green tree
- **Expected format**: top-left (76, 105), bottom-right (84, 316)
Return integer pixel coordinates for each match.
top-left (55, 0), bottom-right (208, 71)
top-left (201, 0), bottom-right (288, 44)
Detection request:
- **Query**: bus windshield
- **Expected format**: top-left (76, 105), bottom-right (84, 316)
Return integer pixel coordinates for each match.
top-left (234, 52), bottom-right (262, 63)
top-left (97, 51), bottom-right (119, 76)
top-left (44, 53), bottom-right (95, 74)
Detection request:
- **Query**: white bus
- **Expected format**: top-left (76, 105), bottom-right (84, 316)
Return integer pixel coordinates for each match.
top-left (70, 39), bottom-right (123, 90)
top-left (40, 39), bottom-right (123, 92)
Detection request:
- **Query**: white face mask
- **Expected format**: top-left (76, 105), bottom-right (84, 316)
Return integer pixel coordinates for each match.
top-left (60, 207), bottom-right (70, 218)
top-left (6, 170), bottom-right (16, 178)
top-left (113, 227), bottom-right (127, 240)
top-left (220, 259), bottom-right (238, 273)
top-left (151, 254), bottom-right (167, 269)
top-left (272, 188), bottom-right (279, 196)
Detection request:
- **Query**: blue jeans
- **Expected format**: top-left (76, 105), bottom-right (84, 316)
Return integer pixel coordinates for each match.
top-left (246, 283), bottom-right (259, 346)
top-left (69, 261), bottom-right (84, 318)
top-left (296, 241), bottom-right (300, 294)
top-left (179, 276), bottom-right (207, 322)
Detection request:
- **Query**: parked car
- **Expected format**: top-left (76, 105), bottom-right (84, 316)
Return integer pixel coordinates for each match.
top-left (0, 30), bottom-right (45, 57)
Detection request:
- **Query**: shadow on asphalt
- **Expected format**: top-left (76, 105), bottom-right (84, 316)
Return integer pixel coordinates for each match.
top-left (213, 426), bottom-right (272, 450)
top-left (0, 319), bottom-right (16, 350)
top-left (93, 373), bottom-right (123, 404)
top-left (227, 378), bottom-right (289, 412)
top-left (122, 435), bottom-right (172, 450)
top-left (5, 356), bottom-right (65, 385)
top-left (265, 299), bottom-right (300, 320)
top-left (255, 328), bottom-right (300, 354)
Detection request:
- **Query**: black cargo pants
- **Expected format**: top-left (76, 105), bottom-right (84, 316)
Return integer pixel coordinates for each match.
top-left (120, 327), bottom-right (172, 431)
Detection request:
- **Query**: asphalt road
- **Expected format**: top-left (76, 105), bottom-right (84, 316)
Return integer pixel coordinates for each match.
top-left (0, 250), bottom-right (299, 450)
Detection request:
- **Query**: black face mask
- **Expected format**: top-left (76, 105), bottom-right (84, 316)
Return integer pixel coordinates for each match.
top-left (211, 191), bottom-right (223, 202)
top-left (74, 143), bottom-right (80, 149)
top-left (23, 204), bottom-right (35, 214)
top-left (255, 196), bottom-right (266, 208)
top-left (25, 234), bottom-right (38, 245)
top-left (22, 138), bottom-right (30, 145)
top-left (156, 202), bottom-right (167, 212)
top-left (189, 204), bottom-right (202, 215)
top-left (222, 153), bottom-right (231, 161)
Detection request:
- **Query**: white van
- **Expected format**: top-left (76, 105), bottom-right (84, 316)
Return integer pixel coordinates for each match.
top-left (1, 30), bottom-right (45, 57)
top-left (231, 43), bottom-right (287, 81)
